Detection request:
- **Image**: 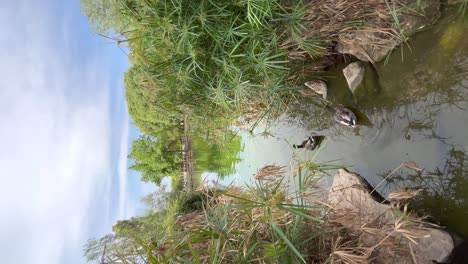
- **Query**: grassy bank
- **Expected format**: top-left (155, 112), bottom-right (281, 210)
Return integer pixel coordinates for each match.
top-left (82, 0), bottom-right (421, 133)
top-left (84, 161), bottom-right (440, 263)
top-left (82, 0), bottom-right (468, 188)
top-left (80, 1), bottom-right (466, 263)
top-left (83, 160), bottom-right (347, 263)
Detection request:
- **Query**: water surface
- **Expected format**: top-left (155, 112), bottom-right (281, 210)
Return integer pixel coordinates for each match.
top-left (229, 9), bottom-right (468, 236)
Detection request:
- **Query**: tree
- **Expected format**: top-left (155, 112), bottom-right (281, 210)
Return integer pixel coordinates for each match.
top-left (83, 234), bottom-right (146, 263)
top-left (112, 212), bottom-right (167, 243)
top-left (141, 186), bottom-right (170, 213)
top-left (128, 135), bottom-right (182, 185)
top-left (125, 65), bottom-right (182, 136)
top-left (80, 0), bottom-right (130, 35)
top-left (84, 213), bottom-right (169, 263)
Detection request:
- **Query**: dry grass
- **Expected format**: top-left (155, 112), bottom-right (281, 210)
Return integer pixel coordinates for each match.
top-left (152, 162), bottom-right (442, 263)
top-left (325, 167), bottom-right (445, 263)
top-left (388, 189), bottom-right (422, 201)
top-left (328, 236), bottom-right (372, 264)
top-left (148, 163), bottom-right (337, 263)
top-left (254, 164), bottom-right (287, 181)
top-left (305, 0), bottom-right (396, 35)
top-left (281, 0), bottom-right (404, 60)
top-left (278, 0), bottom-right (412, 81)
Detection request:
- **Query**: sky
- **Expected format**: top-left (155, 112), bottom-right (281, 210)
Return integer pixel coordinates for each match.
top-left (0, 1), bottom-right (153, 263)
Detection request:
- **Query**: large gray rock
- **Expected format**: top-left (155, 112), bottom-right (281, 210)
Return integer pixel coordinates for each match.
top-left (343, 62), bottom-right (365, 94)
top-left (336, 31), bottom-right (399, 63)
top-left (328, 169), bottom-right (454, 264)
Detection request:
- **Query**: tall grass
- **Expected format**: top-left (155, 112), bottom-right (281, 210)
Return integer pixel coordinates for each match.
top-left (118, 0), bottom-right (327, 126)
top-left (460, 0), bottom-right (468, 14)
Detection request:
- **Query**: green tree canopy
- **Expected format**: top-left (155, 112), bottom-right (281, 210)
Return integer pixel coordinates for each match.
top-left (125, 65), bottom-right (181, 134)
top-left (128, 135), bottom-right (182, 185)
top-left (80, 0), bottom-right (131, 34)
top-left (83, 234), bottom-right (144, 263)
top-left (113, 212), bottom-right (167, 242)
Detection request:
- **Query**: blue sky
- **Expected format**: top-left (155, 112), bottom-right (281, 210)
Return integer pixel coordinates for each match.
top-left (0, 1), bottom-right (153, 263)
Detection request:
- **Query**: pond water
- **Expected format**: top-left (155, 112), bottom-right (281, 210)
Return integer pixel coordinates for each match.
top-left (215, 9), bottom-right (468, 237)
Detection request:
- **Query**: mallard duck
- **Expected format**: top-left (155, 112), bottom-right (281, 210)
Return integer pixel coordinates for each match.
top-left (293, 136), bottom-right (317, 150)
top-left (326, 105), bottom-right (357, 128)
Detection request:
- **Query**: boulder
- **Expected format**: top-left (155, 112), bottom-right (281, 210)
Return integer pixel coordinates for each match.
top-left (336, 31), bottom-right (399, 63)
top-left (343, 62), bottom-right (365, 94)
top-left (328, 169), bottom-right (454, 264)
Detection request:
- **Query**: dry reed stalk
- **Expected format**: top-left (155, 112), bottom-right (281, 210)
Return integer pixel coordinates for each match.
top-left (254, 164), bottom-right (287, 181)
top-left (388, 189), bottom-right (422, 201)
top-left (175, 211), bottom-right (206, 230)
top-left (330, 236), bottom-right (371, 264)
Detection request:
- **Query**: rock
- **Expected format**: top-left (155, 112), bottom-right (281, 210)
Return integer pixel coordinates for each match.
top-left (328, 169), bottom-right (454, 264)
top-left (343, 62), bottom-right (365, 94)
top-left (336, 31), bottom-right (399, 63)
top-left (328, 169), bottom-right (390, 228)
top-left (414, 229), bottom-right (455, 264)
top-left (304, 80), bottom-right (327, 99)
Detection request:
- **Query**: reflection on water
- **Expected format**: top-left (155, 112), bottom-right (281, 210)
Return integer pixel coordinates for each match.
top-left (230, 9), bottom-right (468, 236)
top-left (192, 131), bottom-right (243, 181)
top-left (379, 147), bottom-right (468, 236)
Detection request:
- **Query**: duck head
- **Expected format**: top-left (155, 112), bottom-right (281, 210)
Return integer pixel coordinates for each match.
top-left (335, 105), bottom-right (357, 128)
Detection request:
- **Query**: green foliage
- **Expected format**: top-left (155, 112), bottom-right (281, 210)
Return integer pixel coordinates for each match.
top-left (81, 0), bottom-right (323, 134)
top-left (192, 132), bottom-right (243, 179)
top-left (80, 0), bottom-right (130, 34)
top-left (141, 187), bottom-right (170, 213)
top-left (84, 189), bottom-right (212, 263)
top-left (84, 160), bottom-right (351, 263)
top-left (83, 234), bottom-right (114, 262)
top-left (124, 65), bottom-right (182, 135)
top-left (83, 234), bottom-right (146, 263)
top-left (113, 212), bottom-right (167, 243)
top-left (148, 165), bottom-right (331, 263)
top-left (128, 135), bottom-right (182, 185)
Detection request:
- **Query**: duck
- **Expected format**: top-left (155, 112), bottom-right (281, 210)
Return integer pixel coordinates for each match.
top-left (293, 136), bottom-right (317, 150)
top-left (326, 104), bottom-right (357, 128)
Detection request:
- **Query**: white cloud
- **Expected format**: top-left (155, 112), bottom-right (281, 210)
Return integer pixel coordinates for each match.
top-left (0, 1), bottom-right (122, 264)
top-left (118, 112), bottom-right (132, 219)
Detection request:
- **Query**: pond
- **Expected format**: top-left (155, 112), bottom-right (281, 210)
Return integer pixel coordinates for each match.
top-left (199, 8), bottom-right (468, 237)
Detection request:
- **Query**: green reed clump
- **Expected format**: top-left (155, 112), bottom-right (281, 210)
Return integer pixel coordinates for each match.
top-left (117, 0), bottom-right (326, 126)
